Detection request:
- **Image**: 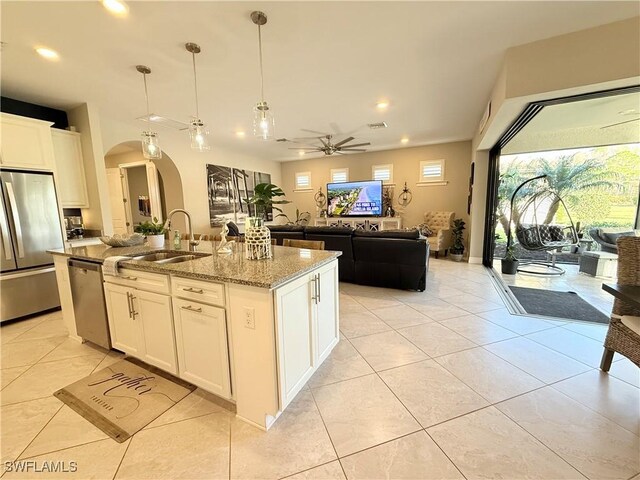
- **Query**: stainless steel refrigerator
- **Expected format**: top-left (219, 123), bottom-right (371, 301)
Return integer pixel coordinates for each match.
top-left (0, 169), bottom-right (64, 322)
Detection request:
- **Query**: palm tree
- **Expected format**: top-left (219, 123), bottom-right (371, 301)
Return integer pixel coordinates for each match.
top-left (535, 156), bottom-right (620, 224)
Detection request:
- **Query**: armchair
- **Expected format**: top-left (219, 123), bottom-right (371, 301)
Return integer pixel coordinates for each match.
top-left (424, 211), bottom-right (454, 258)
top-left (590, 228), bottom-right (640, 253)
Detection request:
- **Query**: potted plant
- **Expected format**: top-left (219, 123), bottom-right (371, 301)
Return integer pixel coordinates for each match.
top-left (501, 244), bottom-right (519, 274)
top-left (450, 219), bottom-right (466, 261)
top-left (135, 217), bottom-right (167, 248)
top-left (247, 183), bottom-right (291, 224)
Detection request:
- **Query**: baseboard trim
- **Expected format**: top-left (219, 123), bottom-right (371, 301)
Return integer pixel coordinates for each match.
top-left (468, 256), bottom-right (483, 264)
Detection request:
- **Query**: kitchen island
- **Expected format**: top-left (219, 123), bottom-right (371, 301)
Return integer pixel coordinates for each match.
top-left (49, 241), bottom-right (340, 430)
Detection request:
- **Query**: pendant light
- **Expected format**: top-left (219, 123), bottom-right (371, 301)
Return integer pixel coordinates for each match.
top-left (136, 65), bottom-right (162, 160)
top-left (185, 42), bottom-right (210, 151)
top-left (251, 11), bottom-right (274, 140)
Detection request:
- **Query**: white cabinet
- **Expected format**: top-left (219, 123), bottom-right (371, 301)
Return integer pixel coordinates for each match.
top-left (314, 217), bottom-right (402, 231)
top-left (52, 129), bottom-right (89, 207)
top-left (103, 277), bottom-right (177, 374)
top-left (173, 298), bottom-right (231, 398)
top-left (104, 282), bottom-right (144, 356)
top-left (0, 113), bottom-right (55, 170)
top-left (275, 260), bottom-right (339, 409)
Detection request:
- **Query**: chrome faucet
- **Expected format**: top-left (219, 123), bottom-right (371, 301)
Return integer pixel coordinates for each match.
top-left (163, 209), bottom-right (199, 252)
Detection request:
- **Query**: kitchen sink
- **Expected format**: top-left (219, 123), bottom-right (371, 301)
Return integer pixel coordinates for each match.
top-left (128, 251), bottom-right (211, 263)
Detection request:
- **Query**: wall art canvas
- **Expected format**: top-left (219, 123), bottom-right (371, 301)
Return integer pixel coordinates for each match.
top-left (207, 165), bottom-right (272, 226)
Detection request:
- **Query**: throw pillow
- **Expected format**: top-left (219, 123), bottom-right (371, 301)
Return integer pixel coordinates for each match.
top-left (416, 223), bottom-right (434, 237)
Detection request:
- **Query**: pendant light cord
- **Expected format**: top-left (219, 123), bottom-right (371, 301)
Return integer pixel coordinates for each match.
top-left (192, 51), bottom-right (200, 119)
top-left (143, 73), bottom-right (151, 130)
top-left (258, 24), bottom-right (265, 102)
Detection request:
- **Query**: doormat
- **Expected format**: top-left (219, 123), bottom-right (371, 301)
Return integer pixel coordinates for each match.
top-left (509, 286), bottom-right (609, 324)
top-left (54, 357), bottom-right (196, 443)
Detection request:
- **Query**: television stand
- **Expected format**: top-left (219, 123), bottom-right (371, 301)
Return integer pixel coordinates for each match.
top-left (313, 217), bottom-right (402, 231)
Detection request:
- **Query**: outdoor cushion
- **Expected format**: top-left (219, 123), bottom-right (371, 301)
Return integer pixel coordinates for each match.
top-left (621, 315), bottom-right (640, 336)
top-left (601, 231), bottom-right (638, 245)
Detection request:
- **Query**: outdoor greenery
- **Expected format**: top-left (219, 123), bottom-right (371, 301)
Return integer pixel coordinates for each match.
top-left (495, 145), bottom-right (639, 248)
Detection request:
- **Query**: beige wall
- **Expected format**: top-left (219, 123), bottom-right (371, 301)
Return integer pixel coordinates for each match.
top-left (280, 141), bottom-right (472, 238)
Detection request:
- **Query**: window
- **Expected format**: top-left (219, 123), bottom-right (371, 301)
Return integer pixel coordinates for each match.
top-left (419, 159), bottom-right (446, 184)
top-left (294, 171), bottom-right (312, 190)
top-left (330, 168), bottom-right (349, 183)
top-left (372, 164), bottom-right (393, 184)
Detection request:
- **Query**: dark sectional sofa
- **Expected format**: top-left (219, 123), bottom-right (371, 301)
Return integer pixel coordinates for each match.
top-left (268, 225), bottom-right (430, 291)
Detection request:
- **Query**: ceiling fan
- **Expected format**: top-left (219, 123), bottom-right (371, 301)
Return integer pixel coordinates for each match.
top-left (284, 130), bottom-right (371, 156)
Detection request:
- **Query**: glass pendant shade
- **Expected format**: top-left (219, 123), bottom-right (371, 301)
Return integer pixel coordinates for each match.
top-left (141, 131), bottom-right (162, 159)
top-left (253, 101), bottom-right (274, 140)
top-left (189, 118), bottom-right (210, 151)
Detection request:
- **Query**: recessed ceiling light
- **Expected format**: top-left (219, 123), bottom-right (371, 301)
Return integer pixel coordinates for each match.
top-left (400, 137), bottom-right (409, 144)
top-left (236, 131), bottom-right (246, 138)
top-left (102, 0), bottom-right (129, 16)
top-left (298, 150), bottom-right (306, 156)
top-left (376, 101), bottom-right (389, 110)
top-left (35, 47), bottom-right (59, 60)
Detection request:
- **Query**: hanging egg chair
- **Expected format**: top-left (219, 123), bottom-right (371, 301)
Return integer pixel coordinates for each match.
top-left (506, 175), bottom-right (578, 275)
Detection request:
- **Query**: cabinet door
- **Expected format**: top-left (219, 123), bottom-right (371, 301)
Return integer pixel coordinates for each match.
top-left (314, 261), bottom-right (340, 365)
top-left (134, 290), bottom-right (177, 375)
top-left (103, 282), bottom-right (142, 356)
top-left (274, 274), bottom-right (314, 409)
top-left (52, 130), bottom-right (89, 207)
top-left (173, 298), bottom-right (231, 398)
top-left (0, 113), bottom-right (55, 170)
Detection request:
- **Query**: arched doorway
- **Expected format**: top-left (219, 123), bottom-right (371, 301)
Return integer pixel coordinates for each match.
top-left (103, 141), bottom-right (185, 233)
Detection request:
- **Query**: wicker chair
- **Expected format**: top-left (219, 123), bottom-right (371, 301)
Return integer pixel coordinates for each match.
top-left (600, 236), bottom-right (640, 371)
top-left (423, 211), bottom-right (454, 258)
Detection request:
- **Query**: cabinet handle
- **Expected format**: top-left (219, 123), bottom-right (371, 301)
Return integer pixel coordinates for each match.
top-left (126, 292), bottom-right (133, 318)
top-left (310, 275), bottom-right (317, 303)
top-left (130, 294), bottom-right (138, 318)
top-left (124, 276), bottom-right (138, 281)
top-left (181, 305), bottom-right (203, 313)
top-left (184, 287), bottom-right (204, 294)
top-left (316, 273), bottom-right (321, 303)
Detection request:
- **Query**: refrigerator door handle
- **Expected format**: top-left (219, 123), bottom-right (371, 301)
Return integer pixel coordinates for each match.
top-left (5, 183), bottom-right (24, 258)
top-left (0, 197), bottom-right (12, 261)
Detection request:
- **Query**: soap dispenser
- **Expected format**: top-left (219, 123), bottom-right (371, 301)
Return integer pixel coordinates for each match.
top-left (173, 230), bottom-right (181, 250)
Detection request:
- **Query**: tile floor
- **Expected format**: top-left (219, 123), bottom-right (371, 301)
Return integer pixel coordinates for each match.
top-left (1, 259), bottom-right (638, 479)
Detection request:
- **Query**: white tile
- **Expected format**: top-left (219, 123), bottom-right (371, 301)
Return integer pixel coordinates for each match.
top-left (609, 357), bottom-right (640, 387)
top-left (435, 347), bottom-right (543, 403)
top-left (479, 308), bottom-right (556, 335)
top-left (340, 431), bottom-right (463, 479)
top-left (497, 387), bottom-right (640, 480)
top-left (428, 407), bottom-right (584, 479)
top-left (339, 311), bottom-right (392, 339)
top-left (440, 314), bottom-right (517, 345)
top-left (308, 338), bottom-right (373, 388)
top-left (372, 304), bottom-right (433, 329)
top-left (484, 337), bottom-right (591, 383)
top-left (553, 369), bottom-right (639, 435)
top-left (527, 327), bottom-right (604, 367)
top-left (312, 374), bottom-right (420, 457)
top-left (286, 461), bottom-right (345, 480)
top-left (350, 331), bottom-right (428, 371)
top-left (379, 360), bottom-right (488, 428)
top-left (397, 323), bottom-right (476, 357)
top-left (0, 336), bottom-right (67, 369)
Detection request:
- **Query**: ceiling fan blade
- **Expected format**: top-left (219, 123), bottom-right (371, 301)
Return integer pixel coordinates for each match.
top-left (301, 128), bottom-right (331, 136)
top-left (318, 136), bottom-right (330, 148)
top-left (339, 148), bottom-right (367, 152)
top-left (339, 142), bottom-right (370, 148)
top-left (292, 136), bottom-right (323, 141)
top-left (288, 147), bottom-right (320, 151)
top-left (601, 117), bottom-right (640, 129)
top-left (329, 122), bottom-right (343, 135)
top-left (333, 136), bottom-right (355, 148)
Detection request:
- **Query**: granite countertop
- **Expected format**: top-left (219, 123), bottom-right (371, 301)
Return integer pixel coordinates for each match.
top-left (49, 240), bottom-right (341, 289)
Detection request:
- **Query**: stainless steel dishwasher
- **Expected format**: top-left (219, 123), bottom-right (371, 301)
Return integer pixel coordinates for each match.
top-left (68, 258), bottom-right (111, 349)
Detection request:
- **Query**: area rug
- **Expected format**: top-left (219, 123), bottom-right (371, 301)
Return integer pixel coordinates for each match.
top-left (54, 357), bottom-right (196, 442)
top-left (509, 286), bottom-right (609, 324)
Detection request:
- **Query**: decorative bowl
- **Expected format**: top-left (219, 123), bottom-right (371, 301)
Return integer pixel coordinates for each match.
top-left (99, 233), bottom-right (145, 247)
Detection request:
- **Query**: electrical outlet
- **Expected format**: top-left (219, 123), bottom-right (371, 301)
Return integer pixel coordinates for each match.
top-left (243, 307), bottom-right (256, 329)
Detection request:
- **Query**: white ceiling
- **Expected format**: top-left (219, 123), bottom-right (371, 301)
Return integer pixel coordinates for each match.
top-left (2, 1), bottom-right (638, 161)
top-left (503, 91), bottom-right (640, 154)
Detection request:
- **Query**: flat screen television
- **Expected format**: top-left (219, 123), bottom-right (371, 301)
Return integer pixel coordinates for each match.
top-left (327, 180), bottom-right (383, 217)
